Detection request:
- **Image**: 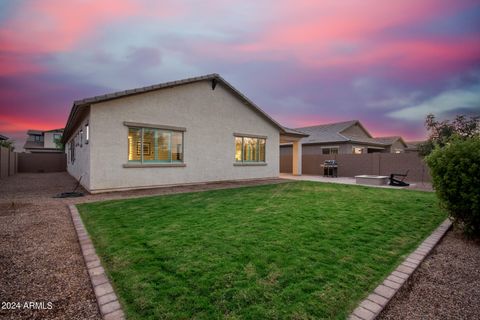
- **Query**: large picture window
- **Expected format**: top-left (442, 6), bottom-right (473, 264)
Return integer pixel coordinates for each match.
top-left (128, 127), bottom-right (183, 163)
top-left (235, 135), bottom-right (266, 163)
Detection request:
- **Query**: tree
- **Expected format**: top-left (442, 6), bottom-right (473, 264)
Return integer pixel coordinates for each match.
top-left (0, 139), bottom-right (15, 151)
top-left (419, 114), bottom-right (479, 157)
top-left (54, 137), bottom-right (64, 151)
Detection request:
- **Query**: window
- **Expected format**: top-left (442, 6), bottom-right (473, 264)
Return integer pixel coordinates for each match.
top-left (352, 147), bottom-right (364, 154)
top-left (235, 135), bottom-right (266, 163)
top-left (53, 133), bottom-right (61, 141)
top-left (322, 147), bottom-right (339, 155)
top-left (34, 135), bottom-right (42, 142)
top-left (80, 130), bottom-right (83, 147)
top-left (69, 141), bottom-right (75, 163)
top-left (128, 127), bottom-right (183, 163)
top-left (85, 123), bottom-right (89, 144)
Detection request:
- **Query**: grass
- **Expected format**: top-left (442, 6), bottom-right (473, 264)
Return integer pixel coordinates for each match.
top-left (78, 181), bottom-right (445, 319)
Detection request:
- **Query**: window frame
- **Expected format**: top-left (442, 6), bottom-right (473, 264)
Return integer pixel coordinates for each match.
top-left (233, 133), bottom-right (267, 165)
top-left (321, 146), bottom-right (339, 155)
top-left (85, 123), bottom-right (89, 144)
top-left (125, 122), bottom-right (186, 167)
top-left (352, 146), bottom-right (365, 154)
top-left (69, 140), bottom-right (75, 163)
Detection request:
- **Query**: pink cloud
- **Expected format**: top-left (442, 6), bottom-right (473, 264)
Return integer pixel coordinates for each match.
top-left (0, 54), bottom-right (45, 76)
top-left (0, 0), bottom-right (142, 54)
top-left (217, 0), bottom-right (480, 74)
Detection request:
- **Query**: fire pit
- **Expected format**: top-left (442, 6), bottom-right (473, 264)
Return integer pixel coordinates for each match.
top-left (355, 175), bottom-right (389, 186)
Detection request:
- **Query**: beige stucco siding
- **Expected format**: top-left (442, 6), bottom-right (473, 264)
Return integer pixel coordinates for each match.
top-left (88, 81), bottom-right (280, 192)
top-left (66, 113), bottom-right (91, 190)
top-left (43, 132), bottom-right (57, 149)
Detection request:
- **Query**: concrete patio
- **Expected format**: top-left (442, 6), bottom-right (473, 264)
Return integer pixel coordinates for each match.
top-left (279, 173), bottom-right (433, 191)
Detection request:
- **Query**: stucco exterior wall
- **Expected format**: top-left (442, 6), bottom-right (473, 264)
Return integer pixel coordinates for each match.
top-left (88, 81), bottom-right (280, 192)
top-left (43, 132), bottom-right (57, 149)
top-left (66, 113), bottom-right (91, 190)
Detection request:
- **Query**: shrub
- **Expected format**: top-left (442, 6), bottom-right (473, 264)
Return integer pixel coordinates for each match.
top-left (426, 137), bottom-right (480, 237)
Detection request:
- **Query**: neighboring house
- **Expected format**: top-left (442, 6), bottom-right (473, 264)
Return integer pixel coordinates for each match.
top-left (23, 129), bottom-right (64, 153)
top-left (281, 120), bottom-right (407, 156)
top-left (61, 74), bottom-right (307, 193)
top-left (405, 141), bottom-right (425, 153)
top-left (0, 134), bottom-right (9, 141)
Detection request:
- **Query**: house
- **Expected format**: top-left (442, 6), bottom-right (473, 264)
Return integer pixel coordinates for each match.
top-left (405, 141), bottom-right (425, 153)
top-left (61, 74), bottom-right (307, 193)
top-left (23, 129), bottom-right (64, 153)
top-left (0, 134), bottom-right (9, 141)
top-left (280, 120), bottom-right (407, 156)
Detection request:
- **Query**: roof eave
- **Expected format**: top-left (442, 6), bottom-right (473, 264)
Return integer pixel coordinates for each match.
top-left (62, 73), bottom-right (290, 143)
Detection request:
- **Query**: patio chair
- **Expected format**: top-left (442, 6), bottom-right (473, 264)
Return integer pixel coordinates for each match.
top-left (389, 170), bottom-right (410, 187)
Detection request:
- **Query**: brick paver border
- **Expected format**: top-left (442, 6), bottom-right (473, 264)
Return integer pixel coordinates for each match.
top-left (348, 218), bottom-right (452, 320)
top-left (69, 204), bottom-right (125, 320)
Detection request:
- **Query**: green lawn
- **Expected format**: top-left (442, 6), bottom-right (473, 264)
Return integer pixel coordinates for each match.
top-left (78, 181), bottom-right (445, 320)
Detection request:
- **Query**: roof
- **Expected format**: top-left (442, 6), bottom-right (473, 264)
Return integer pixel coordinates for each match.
top-left (0, 134), bottom-right (9, 140)
top-left (294, 120), bottom-right (403, 147)
top-left (62, 73), bottom-right (307, 143)
top-left (295, 120), bottom-right (359, 144)
top-left (27, 130), bottom-right (43, 135)
top-left (374, 136), bottom-right (408, 148)
top-left (44, 128), bottom-right (64, 133)
top-left (405, 140), bottom-right (425, 150)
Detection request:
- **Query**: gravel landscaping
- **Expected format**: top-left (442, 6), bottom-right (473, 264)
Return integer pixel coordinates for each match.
top-left (0, 173), bottom-right (101, 320)
top-left (379, 229), bottom-right (480, 320)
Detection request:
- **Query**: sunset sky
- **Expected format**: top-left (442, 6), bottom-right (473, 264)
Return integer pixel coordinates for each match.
top-left (1, 0), bottom-right (479, 149)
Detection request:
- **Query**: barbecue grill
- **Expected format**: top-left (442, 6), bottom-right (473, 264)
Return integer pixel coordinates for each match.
top-left (321, 160), bottom-right (338, 177)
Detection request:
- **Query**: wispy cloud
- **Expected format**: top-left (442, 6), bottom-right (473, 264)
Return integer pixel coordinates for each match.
top-left (388, 85), bottom-right (480, 120)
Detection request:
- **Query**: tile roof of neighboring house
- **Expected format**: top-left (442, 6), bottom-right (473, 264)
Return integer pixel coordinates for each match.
top-left (295, 120), bottom-right (388, 146)
top-left (294, 120), bottom-right (407, 147)
top-left (374, 136), bottom-right (408, 147)
top-left (295, 120), bottom-right (359, 144)
top-left (63, 73), bottom-right (307, 143)
top-left (405, 140), bottom-right (425, 150)
top-left (0, 134), bottom-right (9, 140)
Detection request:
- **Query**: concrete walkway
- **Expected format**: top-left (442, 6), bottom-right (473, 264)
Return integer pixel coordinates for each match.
top-left (280, 173), bottom-right (433, 191)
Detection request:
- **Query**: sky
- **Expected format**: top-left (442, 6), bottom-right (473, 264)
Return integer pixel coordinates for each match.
top-left (1, 0), bottom-right (479, 150)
